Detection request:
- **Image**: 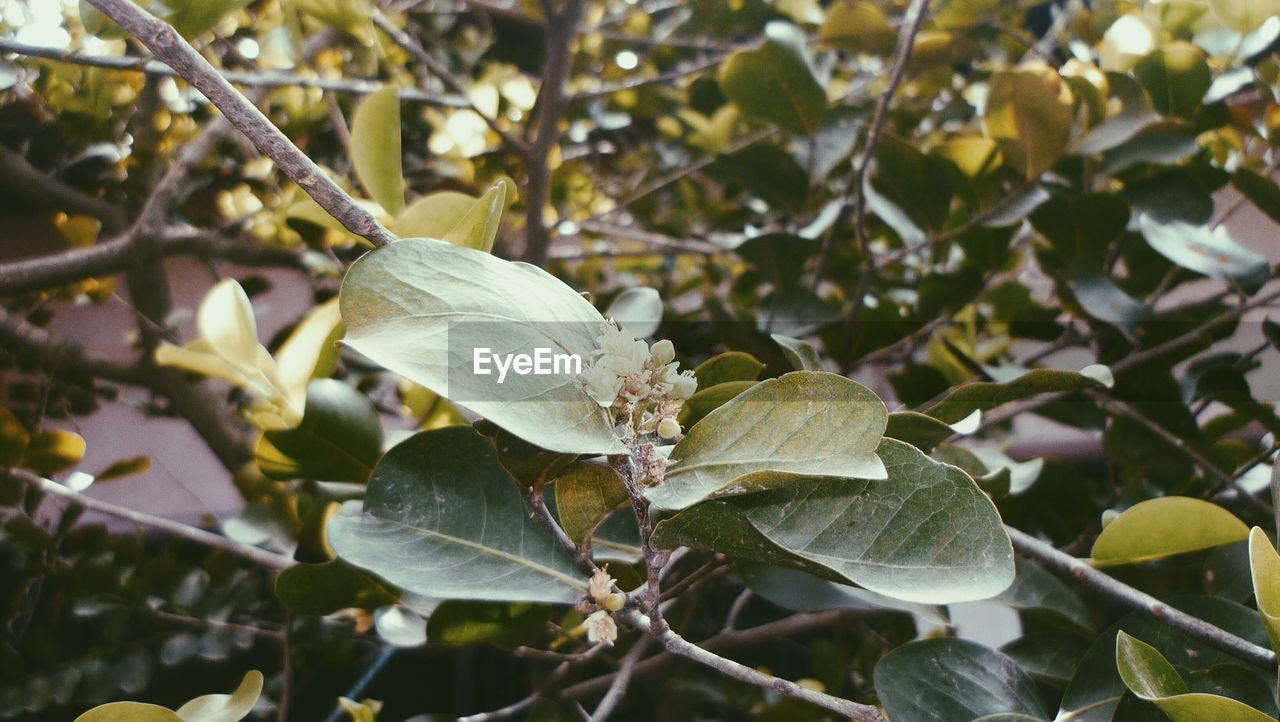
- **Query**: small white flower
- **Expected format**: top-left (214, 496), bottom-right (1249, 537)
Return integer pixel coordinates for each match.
top-left (583, 363), bottom-right (624, 406)
top-left (657, 416), bottom-right (682, 440)
top-left (589, 568), bottom-right (616, 601)
top-left (650, 339), bottom-right (675, 365)
top-left (668, 371), bottom-right (698, 400)
top-left (583, 609), bottom-right (618, 645)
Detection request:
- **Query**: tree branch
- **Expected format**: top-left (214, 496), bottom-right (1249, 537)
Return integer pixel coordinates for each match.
top-left (85, 0), bottom-right (397, 247)
top-left (9, 468), bottom-right (294, 569)
top-left (0, 307), bottom-right (148, 385)
top-left (1006, 525), bottom-right (1276, 668)
top-left (617, 608), bottom-right (886, 721)
top-left (0, 38), bottom-right (464, 107)
top-left (370, 12), bottom-right (529, 154)
top-left (586, 636), bottom-right (651, 722)
top-left (521, 0), bottom-right (585, 266)
top-left (0, 144), bottom-right (126, 232)
top-left (811, 0), bottom-right (931, 293)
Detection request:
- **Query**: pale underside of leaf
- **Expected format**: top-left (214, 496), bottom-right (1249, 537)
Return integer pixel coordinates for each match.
top-left (340, 238), bottom-right (622, 454)
top-left (651, 438), bottom-right (1015, 604)
top-left (647, 371), bottom-right (888, 511)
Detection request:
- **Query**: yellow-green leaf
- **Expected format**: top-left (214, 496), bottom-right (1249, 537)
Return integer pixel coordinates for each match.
top-left (275, 297), bottom-right (343, 404)
top-left (23, 429), bottom-right (86, 475)
top-left (1248, 527), bottom-right (1280, 654)
top-left (1134, 42), bottom-right (1211, 120)
top-left (350, 86), bottom-right (405, 217)
top-left (75, 702), bottom-right (183, 722)
top-left (818, 0), bottom-right (895, 55)
top-left (174, 670), bottom-right (263, 722)
top-left (0, 406), bottom-right (30, 467)
top-left (1091, 497), bottom-right (1249, 566)
top-left (441, 178), bottom-right (512, 252)
top-left (983, 62), bottom-right (1074, 179)
top-left (1117, 631), bottom-right (1275, 722)
top-left (552, 461), bottom-right (629, 545)
top-left (718, 22), bottom-right (827, 135)
top-left (95, 455), bottom-right (151, 481)
top-left (288, 0), bottom-right (374, 45)
top-left (394, 191), bottom-right (478, 240)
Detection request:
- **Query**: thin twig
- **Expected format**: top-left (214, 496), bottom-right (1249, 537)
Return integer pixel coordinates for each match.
top-left (370, 12), bottom-right (529, 153)
top-left (586, 636), bottom-right (651, 722)
top-left (0, 38), bottom-right (463, 106)
top-left (86, 0), bottom-right (396, 247)
top-left (617, 609), bottom-right (886, 721)
top-left (810, 0), bottom-right (931, 292)
top-left (521, 0), bottom-right (585, 266)
top-left (9, 468), bottom-right (295, 570)
top-left (1006, 526), bottom-right (1276, 668)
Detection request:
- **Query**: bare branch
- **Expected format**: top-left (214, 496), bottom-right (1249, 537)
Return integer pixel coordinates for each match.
top-left (1006, 526), bottom-right (1276, 668)
top-left (586, 636), bottom-right (651, 722)
top-left (618, 608), bottom-right (886, 721)
top-left (0, 144), bottom-right (126, 232)
top-left (522, 0), bottom-right (586, 266)
top-left (810, 0), bottom-right (931, 292)
top-left (85, 0), bottom-right (397, 247)
top-left (0, 38), bottom-right (464, 107)
top-left (570, 55), bottom-right (723, 102)
top-left (8, 468), bottom-right (295, 570)
top-left (0, 307), bottom-right (148, 385)
top-left (371, 12), bottom-right (530, 154)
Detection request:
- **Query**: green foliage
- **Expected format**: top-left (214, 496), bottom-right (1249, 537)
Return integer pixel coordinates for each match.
top-left (7, 0), bottom-right (1280, 718)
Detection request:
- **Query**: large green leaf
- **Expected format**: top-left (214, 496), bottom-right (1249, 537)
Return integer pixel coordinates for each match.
top-left (255, 379), bottom-right (383, 482)
top-left (923, 368), bottom-right (1107, 424)
top-left (692, 351), bottom-right (764, 388)
top-left (1091, 497), bottom-right (1249, 567)
top-left (340, 237), bottom-right (622, 455)
top-left (874, 638), bottom-right (1049, 722)
top-left (646, 371), bottom-right (888, 511)
top-left (1134, 43), bottom-right (1212, 120)
top-left (650, 438), bottom-right (1014, 604)
top-left (1138, 215), bottom-right (1270, 295)
top-left (997, 558), bottom-right (1093, 631)
top-left (738, 562), bottom-right (947, 624)
top-left (605, 287), bottom-right (662, 339)
top-left (350, 86), bottom-right (405, 217)
top-left (718, 22), bottom-right (827, 135)
top-left (1232, 169), bottom-right (1280, 225)
top-left (274, 560), bottom-right (398, 615)
top-left (327, 427), bottom-right (585, 603)
top-left (1116, 632), bottom-right (1274, 721)
top-left (983, 63), bottom-right (1074, 179)
top-left (868, 135), bottom-right (953, 234)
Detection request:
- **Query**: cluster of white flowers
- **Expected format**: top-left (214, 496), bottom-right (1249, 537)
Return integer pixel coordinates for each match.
top-left (580, 568), bottom-right (624, 645)
top-left (581, 321), bottom-right (698, 441)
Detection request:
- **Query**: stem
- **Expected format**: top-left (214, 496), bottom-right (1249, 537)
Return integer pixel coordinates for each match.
top-left (1006, 525), bottom-right (1276, 668)
top-left (585, 636), bottom-right (651, 722)
top-left (810, 0), bottom-right (931, 292)
top-left (617, 609), bottom-right (886, 721)
top-left (0, 38), bottom-right (462, 106)
top-left (9, 468), bottom-right (294, 570)
top-left (85, 0), bottom-right (396, 247)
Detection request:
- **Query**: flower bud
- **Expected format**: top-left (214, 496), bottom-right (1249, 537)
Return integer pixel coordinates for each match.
top-left (650, 339), bottom-right (675, 365)
top-left (601, 591), bottom-right (626, 612)
top-left (657, 416), bottom-right (681, 440)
